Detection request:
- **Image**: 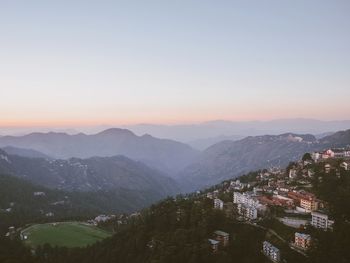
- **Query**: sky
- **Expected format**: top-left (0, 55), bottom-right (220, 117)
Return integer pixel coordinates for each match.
top-left (1, 0), bottom-right (349, 127)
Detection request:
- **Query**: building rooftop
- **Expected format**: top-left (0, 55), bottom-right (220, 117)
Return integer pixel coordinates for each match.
top-left (208, 239), bottom-right (220, 245)
top-left (295, 232), bottom-right (311, 240)
top-left (214, 230), bottom-right (229, 237)
top-left (311, 211), bottom-right (328, 218)
top-left (263, 241), bottom-right (279, 251)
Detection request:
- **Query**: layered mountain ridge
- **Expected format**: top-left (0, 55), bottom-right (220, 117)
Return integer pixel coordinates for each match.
top-left (0, 128), bottom-right (199, 176)
top-left (178, 130), bottom-right (350, 191)
top-left (0, 149), bottom-right (179, 198)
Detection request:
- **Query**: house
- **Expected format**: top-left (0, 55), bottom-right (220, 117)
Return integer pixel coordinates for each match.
top-left (311, 211), bottom-right (334, 230)
top-left (214, 198), bottom-right (224, 210)
top-left (94, 214), bottom-right (115, 223)
top-left (340, 161), bottom-right (350, 171)
top-left (323, 149), bottom-right (335, 159)
top-left (6, 226), bottom-right (16, 240)
top-left (289, 169), bottom-right (297, 179)
top-left (263, 241), bottom-right (281, 262)
top-left (294, 232), bottom-right (311, 250)
top-left (213, 230), bottom-right (229, 246)
top-left (208, 239), bottom-right (219, 252)
top-left (206, 192), bottom-right (214, 199)
top-left (311, 152), bottom-right (322, 162)
top-left (33, 191), bottom-right (46, 196)
top-left (333, 149), bottom-right (346, 158)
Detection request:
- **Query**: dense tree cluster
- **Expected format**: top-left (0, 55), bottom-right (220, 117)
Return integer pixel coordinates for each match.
top-left (306, 161), bottom-right (350, 263)
top-left (0, 174), bottom-right (152, 233)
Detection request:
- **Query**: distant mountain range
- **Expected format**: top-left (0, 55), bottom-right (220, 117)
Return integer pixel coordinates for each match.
top-left (0, 126), bottom-right (349, 195)
top-left (123, 119), bottom-right (350, 143)
top-left (178, 129), bottom-right (350, 191)
top-left (0, 128), bottom-right (199, 175)
top-left (187, 135), bottom-right (245, 150)
top-left (1, 146), bottom-right (53, 159)
top-left (0, 149), bottom-right (179, 198)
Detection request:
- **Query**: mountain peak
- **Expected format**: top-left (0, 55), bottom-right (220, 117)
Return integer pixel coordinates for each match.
top-left (96, 128), bottom-right (135, 137)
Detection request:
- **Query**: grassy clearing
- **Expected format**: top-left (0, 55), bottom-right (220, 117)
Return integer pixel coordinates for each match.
top-left (21, 222), bottom-right (112, 248)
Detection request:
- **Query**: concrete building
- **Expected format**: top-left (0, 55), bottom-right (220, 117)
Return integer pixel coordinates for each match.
top-left (294, 232), bottom-right (311, 250)
top-left (237, 203), bottom-right (257, 220)
top-left (263, 241), bottom-right (281, 262)
top-left (233, 192), bottom-right (259, 207)
top-left (300, 197), bottom-right (318, 212)
top-left (214, 198), bottom-right (224, 210)
top-left (311, 211), bottom-right (334, 230)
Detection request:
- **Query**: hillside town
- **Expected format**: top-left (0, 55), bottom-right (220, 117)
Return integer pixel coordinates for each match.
top-left (202, 148), bottom-right (350, 262)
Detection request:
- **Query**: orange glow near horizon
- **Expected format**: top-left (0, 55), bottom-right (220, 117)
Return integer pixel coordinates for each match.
top-left (1, 113), bottom-right (348, 128)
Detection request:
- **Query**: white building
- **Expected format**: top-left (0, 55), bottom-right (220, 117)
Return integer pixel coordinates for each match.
top-left (340, 161), bottom-right (350, 171)
top-left (237, 203), bottom-right (257, 220)
top-left (214, 198), bottom-right (224, 210)
top-left (311, 211), bottom-right (334, 230)
top-left (33, 191), bottom-right (46, 196)
top-left (233, 192), bottom-right (259, 207)
top-left (263, 241), bottom-right (281, 262)
top-left (289, 169), bottom-right (297, 179)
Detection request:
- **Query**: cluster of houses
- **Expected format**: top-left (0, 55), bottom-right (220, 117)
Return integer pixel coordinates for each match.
top-left (312, 148), bottom-right (350, 162)
top-left (202, 148), bottom-right (349, 261)
top-left (87, 214), bottom-right (117, 225)
top-left (311, 148), bottom-right (350, 172)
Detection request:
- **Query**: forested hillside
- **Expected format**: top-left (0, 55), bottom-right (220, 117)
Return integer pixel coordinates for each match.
top-left (0, 174), bottom-right (161, 233)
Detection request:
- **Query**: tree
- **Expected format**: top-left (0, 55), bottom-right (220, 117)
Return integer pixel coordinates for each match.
top-left (302, 153), bottom-right (312, 162)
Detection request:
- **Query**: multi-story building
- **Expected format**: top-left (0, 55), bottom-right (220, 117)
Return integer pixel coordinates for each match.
top-left (237, 203), bottom-right (257, 220)
top-left (294, 232), bottom-right (311, 250)
top-left (263, 241), bottom-right (281, 262)
top-left (311, 211), bottom-right (334, 230)
top-left (233, 192), bottom-right (259, 207)
top-left (214, 198), bottom-right (224, 210)
top-left (300, 197), bottom-right (318, 212)
top-left (213, 230), bottom-right (229, 246)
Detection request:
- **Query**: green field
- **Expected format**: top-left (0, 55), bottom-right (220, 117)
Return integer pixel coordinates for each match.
top-left (21, 222), bottom-right (112, 248)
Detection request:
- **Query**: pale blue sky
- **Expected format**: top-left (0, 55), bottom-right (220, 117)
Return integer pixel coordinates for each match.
top-left (0, 0), bottom-right (349, 126)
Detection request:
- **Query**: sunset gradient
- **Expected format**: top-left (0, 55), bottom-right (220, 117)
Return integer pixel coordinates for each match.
top-left (1, 1), bottom-right (350, 127)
